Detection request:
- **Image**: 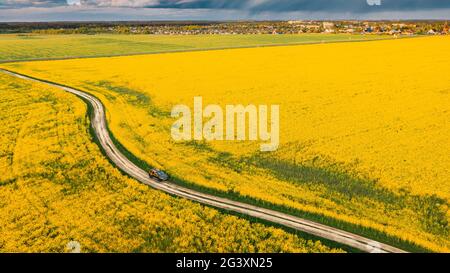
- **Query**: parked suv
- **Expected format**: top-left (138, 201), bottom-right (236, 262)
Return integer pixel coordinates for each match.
top-left (148, 168), bottom-right (169, 182)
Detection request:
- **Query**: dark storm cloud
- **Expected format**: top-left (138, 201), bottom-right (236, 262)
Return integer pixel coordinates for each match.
top-left (251, 0), bottom-right (450, 12)
top-left (2, 0), bottom-right (450, 22)
top-left (3, 0), bottom-right (450, 11)
top-left (148, 0), bottom-right (245, 9)
top-left (145, 0), bottom-right (450, 12)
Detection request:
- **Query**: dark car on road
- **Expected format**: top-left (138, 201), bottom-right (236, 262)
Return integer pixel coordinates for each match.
top-left (149, 168), bottom-right (169, 181)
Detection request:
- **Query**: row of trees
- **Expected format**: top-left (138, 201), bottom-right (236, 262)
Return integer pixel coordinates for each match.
top-left (1, 21), bottom-right (448, 35)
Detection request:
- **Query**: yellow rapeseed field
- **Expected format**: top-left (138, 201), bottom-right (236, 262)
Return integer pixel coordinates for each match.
top-left (0, 72), bottom-right (341, 253)
top-left (2, 36), bottom-right (449, 252)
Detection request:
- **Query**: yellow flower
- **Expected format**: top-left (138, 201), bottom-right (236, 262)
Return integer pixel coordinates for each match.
top-left (0, 72), bottom-right (338, 253)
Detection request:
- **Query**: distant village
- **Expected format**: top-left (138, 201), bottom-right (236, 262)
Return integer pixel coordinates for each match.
top-left (1, 21), bottom-right (449, 36)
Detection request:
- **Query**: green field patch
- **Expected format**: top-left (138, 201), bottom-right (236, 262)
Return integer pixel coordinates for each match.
top-left (0, 34), bottom-right (391, 62)
top-left (0, 178), bottom-right (17, 187)
top-left (89, 80), bottom-right (151, 106)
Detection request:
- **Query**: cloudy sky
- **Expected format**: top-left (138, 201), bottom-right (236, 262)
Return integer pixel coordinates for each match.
top-left (1, 0), bottom-right (450, 22)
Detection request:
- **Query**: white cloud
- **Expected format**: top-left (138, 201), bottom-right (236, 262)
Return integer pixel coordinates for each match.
top-left (79, 0), bottom-right (160, 7)
top-left (67, 0), bottom-right (81, 6)
top-left (0, 0), bottom-right (68, 8)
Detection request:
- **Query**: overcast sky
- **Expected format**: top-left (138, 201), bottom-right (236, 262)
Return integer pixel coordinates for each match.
top-left (1, 0), bottom-right (450, 22)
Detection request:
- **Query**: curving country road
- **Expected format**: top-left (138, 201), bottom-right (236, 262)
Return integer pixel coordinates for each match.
top-left (1, 68), bottom-right (408, 253)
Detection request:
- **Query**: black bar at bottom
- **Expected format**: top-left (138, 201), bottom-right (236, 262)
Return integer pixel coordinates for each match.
top-left (0, 253), bottom-right (445, 272)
